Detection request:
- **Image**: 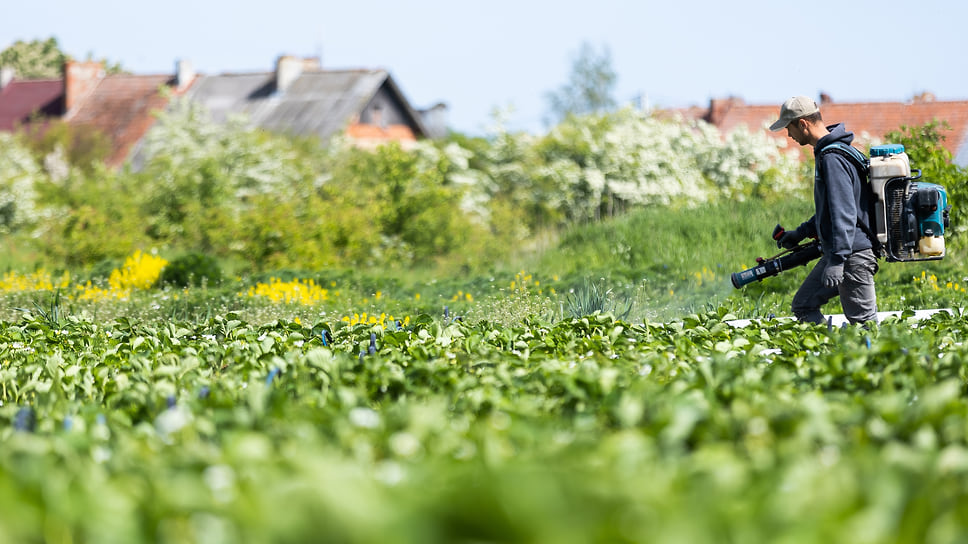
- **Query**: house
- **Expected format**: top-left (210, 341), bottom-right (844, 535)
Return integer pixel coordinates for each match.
top-left (0, 60), bottom-right (194, 168)
top-left (674, 94), bottom-right (968, 165)
top-left (0, 56), bottom-right (447, 169)
top-left (181, 56), bottom-right (443, 148)
top-left (64, 60), bottom-right (196, 167)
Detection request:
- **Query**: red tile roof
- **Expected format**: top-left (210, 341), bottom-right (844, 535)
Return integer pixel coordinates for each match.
top-left (683, 97), bottom-right (968, 162)
top-left (66, 74), bottom-right (182, 167)
top-left (0, 79), bottom-right (63, 130)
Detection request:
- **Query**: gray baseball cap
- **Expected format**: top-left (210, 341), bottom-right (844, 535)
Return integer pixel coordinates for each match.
top-left (769, 96), bottom-right (819, 131)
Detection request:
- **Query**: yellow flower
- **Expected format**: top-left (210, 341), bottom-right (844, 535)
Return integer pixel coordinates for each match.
top-left (0, 270), bottom-right (70, 292)
top-left (74, 281), bottom-right (123, 302)
top-left (243, 277), bottom-right (330, 305)
top-left (109, 250), bottom-right (168, 292)
top-left (340, 312), bottom-right (410, 329)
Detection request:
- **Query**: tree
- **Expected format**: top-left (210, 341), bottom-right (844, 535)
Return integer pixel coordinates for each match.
top-left (544, 41), bottom-right (618, 126)
top-left (0, 37), bottom-right (125, 79)
top-left (0, 37), bottom-right (67, 79)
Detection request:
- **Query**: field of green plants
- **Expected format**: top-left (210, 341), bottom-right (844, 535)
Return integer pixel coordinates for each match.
top-left (0, 107), bottom-right (966, 542)
top-left (3, 290), bottom-right (968, 542)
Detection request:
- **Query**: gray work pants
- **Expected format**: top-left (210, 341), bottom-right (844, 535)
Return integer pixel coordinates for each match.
top-left (792, 248), bottom-right (879, 325)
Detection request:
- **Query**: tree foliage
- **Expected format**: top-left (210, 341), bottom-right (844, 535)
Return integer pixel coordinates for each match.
top-left (20, 120), bottom-right (112, 175)
top-left (0, 36), bottom-right (125, 79)
top-left (544, 42), bottom-right (618, 126)
top-left (0, 37), bottom-right (66, 79)
top-left (0, 99), bottom-right (808, 273)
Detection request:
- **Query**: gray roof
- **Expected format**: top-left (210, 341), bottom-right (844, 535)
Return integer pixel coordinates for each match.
top-left (183, 69), bottom-right (428, 140)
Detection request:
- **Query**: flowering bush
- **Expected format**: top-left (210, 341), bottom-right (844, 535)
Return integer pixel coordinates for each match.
top-left (474, 108), bottom-right (802, 229)
top-left (0, 100), bottom-right (817, 272)
top-left (243, 278), bottom-right (331, 305)
top-left (698, 123), bottom-right (802, 200)
top-left (139, 98), bottom-right (306, 204)
top-left (0, 133), bottom-right (48, 233)
top-left (72, 250), bottom-right (168, 302)
top-left (0, 270), bottom-right (70, 292)
top-left (109, 250), bottom-right (169, 291)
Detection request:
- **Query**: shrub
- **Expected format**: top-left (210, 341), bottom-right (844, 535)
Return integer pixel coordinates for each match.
top-left (20, 119), bottom-right (112, 175)
top-left (159, 253), bottom-right (223, 287)
top-left (0, 133), bottom-right (47, 233)
top-left (83, 257), bottom-right (123, 284)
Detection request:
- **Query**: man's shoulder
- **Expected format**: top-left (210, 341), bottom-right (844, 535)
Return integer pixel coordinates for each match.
top-left (820, 142), bottom-right (866, 161)
top-left (816, 141), bottom-right (866, 181)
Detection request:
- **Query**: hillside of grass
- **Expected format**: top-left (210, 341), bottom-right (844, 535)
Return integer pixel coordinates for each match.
top-left (519, 197), bottom-right (965, 322)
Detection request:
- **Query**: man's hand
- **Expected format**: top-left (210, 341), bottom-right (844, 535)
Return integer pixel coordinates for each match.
top-left (777, 230), bottom-right (804, 249)
top-left (822, 263), bottom-right (844, 288)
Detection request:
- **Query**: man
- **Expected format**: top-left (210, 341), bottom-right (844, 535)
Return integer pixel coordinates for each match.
top-left (769, 95), bottom-right (878, 325)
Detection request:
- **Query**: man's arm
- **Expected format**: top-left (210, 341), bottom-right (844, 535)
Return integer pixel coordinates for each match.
top-left (795, 216), bottom-right (817, 240)
top-left (818, 153), bottom-right (858, 266)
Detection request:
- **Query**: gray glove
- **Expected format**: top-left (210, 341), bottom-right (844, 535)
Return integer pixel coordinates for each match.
top-left (777, 230), bottom-right (804, 249)
top-left (822, 263), bottom-right (844, 288)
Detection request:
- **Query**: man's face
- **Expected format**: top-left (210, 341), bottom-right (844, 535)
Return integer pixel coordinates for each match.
top-left (785, 119), bottom-right (808, 146)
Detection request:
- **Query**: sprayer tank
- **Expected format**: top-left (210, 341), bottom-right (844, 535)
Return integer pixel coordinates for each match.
top-left (868, 144), bottom-right (911, 244)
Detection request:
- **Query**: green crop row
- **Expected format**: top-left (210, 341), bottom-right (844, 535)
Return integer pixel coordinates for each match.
top-left (1, 308), bottom-right (968, 542)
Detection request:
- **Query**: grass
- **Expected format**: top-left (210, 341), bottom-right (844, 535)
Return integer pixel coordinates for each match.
top-left (0, 195), bottom-right (963, 326)
top-left (524, 197), bottom-right (967, 322)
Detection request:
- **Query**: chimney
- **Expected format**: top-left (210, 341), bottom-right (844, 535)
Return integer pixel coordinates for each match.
top-left (704, 96), bottom-right (743, 126)
top-left (64, 60), bottom-right (105, 113)
top-left (275, 55), bottom-right (303, 93)
top-left (0, 67), bottom-right (14, 89)
top-left (175, 59), bottom-right (195, 90)
top-left (301, 57), bottom-right (322, 72)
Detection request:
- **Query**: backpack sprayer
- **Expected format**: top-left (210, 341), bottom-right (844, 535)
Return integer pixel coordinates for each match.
top-left (868, 144), bottom-right (950, 261)
top-left (732, 144), bottom-right (951, 289)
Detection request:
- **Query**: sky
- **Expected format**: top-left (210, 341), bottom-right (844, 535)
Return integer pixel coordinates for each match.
top-left (5, 0), bottom-right (967, 135)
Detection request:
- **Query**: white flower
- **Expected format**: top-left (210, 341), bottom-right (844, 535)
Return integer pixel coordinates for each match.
top-left (389, 432), bottom-right (421, 457)
top-left (348, 407), bottom-right (380, 429)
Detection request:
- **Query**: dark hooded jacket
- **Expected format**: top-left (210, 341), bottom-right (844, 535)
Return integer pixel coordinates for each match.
top-left (794, 123), bottom-right (873, 266)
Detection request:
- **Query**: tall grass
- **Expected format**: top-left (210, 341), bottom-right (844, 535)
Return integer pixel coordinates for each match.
top-left (0, 196), bottom-right (961, 326)
top-left (522, 197), bottom-right (965, 322)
